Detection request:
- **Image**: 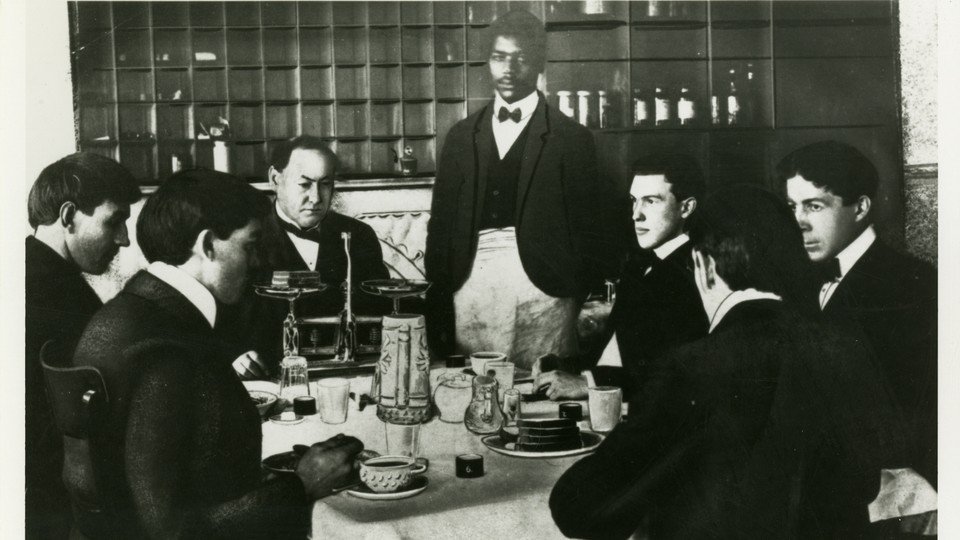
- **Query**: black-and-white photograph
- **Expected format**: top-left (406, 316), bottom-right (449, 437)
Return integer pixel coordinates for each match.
top-left (4, 0), bottom-right (952, 538)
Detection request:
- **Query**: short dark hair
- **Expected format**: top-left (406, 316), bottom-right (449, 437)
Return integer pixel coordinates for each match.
top-left (688, 185), bottom-right (819, 313)
top-left (269, 136), bottom-right (340, 175)
top-left (775, 140), bottom-right (878, 204)
top-left (631, 153), bottom-right (706, 203)
top-left (28, 152), bottom-right (140, 229)
top-left (489, 9), bottom-right (547, 72)
top-left (137, 169), bottom-right (271, 265)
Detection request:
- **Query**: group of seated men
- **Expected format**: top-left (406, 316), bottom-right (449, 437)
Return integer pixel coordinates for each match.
top-left (24, 138), bottom-right (936, 539)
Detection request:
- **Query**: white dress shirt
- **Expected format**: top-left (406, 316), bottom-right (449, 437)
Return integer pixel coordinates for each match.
top-left (819, 225), bottom-right (876, 310)
top-left (276, 202), bottom-right (319, 271)
top-left (492, 90), bottom-right (539, 159)
top-left (709, 289), bottom-right (782, 333)
top-left (147, 261), bottom-right (217, 329)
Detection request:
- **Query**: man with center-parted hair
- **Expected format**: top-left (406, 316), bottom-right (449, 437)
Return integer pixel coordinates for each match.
top-left (220, 135), bottom-right (389, 378)
top-left (425, 9), bottom-right (618, 368)
top-left (25, 152), bottom-right (140, 540)
top-left (779, 140), bottom-right (937, 486)
top-left (71, 169), bottom-right (364, 539)
top-left (551, 186), bottom-right (907, 539)
top-left (534, 153), bottom-right (709, 400)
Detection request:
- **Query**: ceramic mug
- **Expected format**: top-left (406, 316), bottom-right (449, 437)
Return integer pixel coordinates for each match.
top-left (469, 351), bottom-right (507, 378)
top-left (359, 455), bottom-right (426, 493)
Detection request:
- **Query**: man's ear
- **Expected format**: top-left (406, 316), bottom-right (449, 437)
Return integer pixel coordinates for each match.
top-left (58, 201), bottom-right (77, 230)
top-left (692, 249), bottom-right (716, 292)
top-left (267, 166), bottom-right (281, 187)
top-left (679, 197), bottom-right (697, 220)
top-left (853, 195), bottom-right (872, 223)
top-left (193, 229), bottom-right (216, 261)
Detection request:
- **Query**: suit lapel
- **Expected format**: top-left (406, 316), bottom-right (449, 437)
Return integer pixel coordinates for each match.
top-left (270, 212), bottom-right (312, 271)
top-left (823, 240), bottom-right (882, 313)
top-left (473, 103), bottom-right (494, 222)
top-left (515, 95), bottom-right (549, 224)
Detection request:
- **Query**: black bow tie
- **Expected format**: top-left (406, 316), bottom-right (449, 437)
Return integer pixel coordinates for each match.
top-left (815, 258), bottom-right (842, 283)
top-left (498, 106), bottom-right (522, 123)
top-left (278, 215), bottom-right (320, 243)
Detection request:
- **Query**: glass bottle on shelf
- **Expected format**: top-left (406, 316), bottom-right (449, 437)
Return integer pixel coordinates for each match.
top-left (633, 88), bottom-right (652, 127)
top-left (655, 87), bottom-right (673, 127)
top-left (711, 95), bottom-right (722, 126)
top-left (557, 91), bottom-right (575, 119)
top-left (647, 0), bottom-right (664, 18)
top-left (577, 90), bottom-right (592, 128)
top-left (678, 87), bottom-right (696, 126)
top-left (727, 69), bottom-right (740, 125)
top-left (598, 90), bottom-right (610, 129)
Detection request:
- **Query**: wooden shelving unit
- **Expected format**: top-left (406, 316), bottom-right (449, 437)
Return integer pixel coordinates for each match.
top-left (70, 0), bottom-right (902, 238)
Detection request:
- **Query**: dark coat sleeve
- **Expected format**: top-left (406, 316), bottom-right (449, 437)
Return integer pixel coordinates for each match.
top-left (124, 355), bottom-right (310, 540)
top-left (550, 357), bottom-right (702, 540)
top-left (424, 125), bottom-right (467, 354)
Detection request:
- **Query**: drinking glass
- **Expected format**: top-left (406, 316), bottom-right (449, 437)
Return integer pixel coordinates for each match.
top-left (317, 378), bottom-right (350, 424)
top-left (588, 386), bottom-right (622, 432)
top-left (278, 355), bottom-right (310, 403)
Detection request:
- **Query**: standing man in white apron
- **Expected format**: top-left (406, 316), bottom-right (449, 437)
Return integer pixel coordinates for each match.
top-left (425, 10), bottom-right (618, 368)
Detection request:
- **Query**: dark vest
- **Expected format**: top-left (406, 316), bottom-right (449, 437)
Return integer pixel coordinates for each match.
top-left (478, 118), bottom-right (531, 229)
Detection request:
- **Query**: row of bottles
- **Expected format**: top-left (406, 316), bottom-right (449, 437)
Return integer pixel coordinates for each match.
top-left (556, 90), bottom-right (614, 129)
top-left (631, 66), bottom-right (760, 128)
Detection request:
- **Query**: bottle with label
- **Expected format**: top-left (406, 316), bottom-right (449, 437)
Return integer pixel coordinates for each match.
top-left (577, 90), bottom-right (592, 127)
top-left (598, 90), bottom-right (610, 129)
top-left (655, 87), bottom-right (673, 127)
top-left (711, 95), bottom-right (722, 125)
top-left (557, 91), bottom-right (575, 119)
top-left (678, 87), bottom-right (696, 126)
top-left (726, 69), bottom-right (740, 125)
top-left (633, 89), bottom-right (651, 127)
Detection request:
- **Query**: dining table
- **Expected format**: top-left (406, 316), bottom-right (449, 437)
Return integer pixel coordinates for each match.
top-left (254, 366), bottom-right (622, 540)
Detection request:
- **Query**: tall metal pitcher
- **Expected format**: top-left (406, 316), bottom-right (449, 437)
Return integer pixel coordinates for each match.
top-left (374, 314), bottom-right (432, 424)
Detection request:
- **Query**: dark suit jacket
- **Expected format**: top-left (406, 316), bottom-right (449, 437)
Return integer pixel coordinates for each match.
top-left (425, 94), bottom-right (619, 351)
top-left (220, 209), bottom-right (389, 370)
top-left (25, 236), bottom-right (103, 539)
top-left (551, 300), bottom-right (909, 540)
top-left (587, 242), bottom-right (709, 397)
top-left (73, 271), bottom-right (310, 539)
top-left (823, 239), bottom-right (938, 485)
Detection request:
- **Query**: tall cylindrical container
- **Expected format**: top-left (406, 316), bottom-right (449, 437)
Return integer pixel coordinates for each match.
top-left (375, 314), bottom-right (432, 425)
top-left (577, 90), bottom-right (592, 127)
top-left (557, 91), bottom-right (575, 119)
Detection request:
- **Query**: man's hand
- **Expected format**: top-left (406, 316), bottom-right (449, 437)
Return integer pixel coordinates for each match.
top-left (232, 350), bottom-right (267, 380)
top-left (534, 370), bottom-right (589, 401)
top-left (295, 434), bottom-right (364, 500)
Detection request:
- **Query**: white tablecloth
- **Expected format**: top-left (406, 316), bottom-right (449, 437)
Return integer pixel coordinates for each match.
top-left (259, 371), bottom-right (599, 540)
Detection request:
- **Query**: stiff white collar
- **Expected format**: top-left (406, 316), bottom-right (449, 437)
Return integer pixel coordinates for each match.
top-left (835, 225), bottom-right (876, 278)
top-left (493, 90), bottom-right (539, 122)
top-left (653, 233), bottom-right (689, 260)
top-left (147, 261), bottom-right (217, 329)
top-left (709, 289), bottom-right (782, 333)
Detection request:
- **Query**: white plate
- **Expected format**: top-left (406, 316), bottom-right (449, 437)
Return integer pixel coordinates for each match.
top-left (243, 380), bottom-right (280, 394)
top-left (481, 431), bottom-right (604, 459)
top-left (346, 476), bottom-right (428, 501)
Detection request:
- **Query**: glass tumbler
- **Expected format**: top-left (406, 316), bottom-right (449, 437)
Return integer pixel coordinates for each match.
top-left (278, 355), bottom-right (311, 403)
